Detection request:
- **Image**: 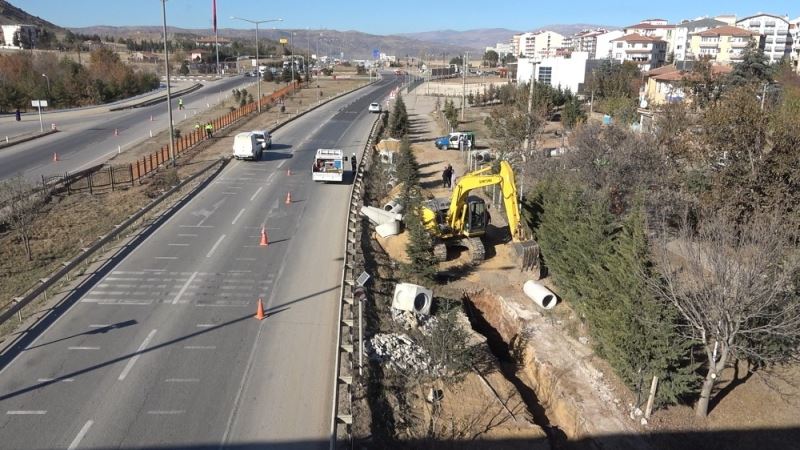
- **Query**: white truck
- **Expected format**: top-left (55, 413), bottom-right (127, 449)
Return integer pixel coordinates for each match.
top-left (312, 149), bottom-right (349, 182)
top-left (232, 132), bottom-right (262, 160)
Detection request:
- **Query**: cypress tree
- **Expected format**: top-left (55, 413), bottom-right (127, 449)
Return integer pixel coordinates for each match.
top-left (388, 92), bottom-right (409, 138)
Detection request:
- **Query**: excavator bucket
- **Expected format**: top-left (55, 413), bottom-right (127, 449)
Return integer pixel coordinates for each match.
top-left (513, 240), bottom-right (541, 278)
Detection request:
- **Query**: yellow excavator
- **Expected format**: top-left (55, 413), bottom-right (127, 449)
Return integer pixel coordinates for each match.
top-left (420, 160), bottom-right (540, 274)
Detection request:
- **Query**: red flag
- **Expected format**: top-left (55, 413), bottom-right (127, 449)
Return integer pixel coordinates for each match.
top-left (212, 0), bottom-right (217, 33)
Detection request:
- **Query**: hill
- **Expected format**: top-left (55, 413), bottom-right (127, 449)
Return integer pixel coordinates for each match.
top-left (397, 28), bottom-right (521, 50)
top-left (0, 0), bottom-right (62, 31)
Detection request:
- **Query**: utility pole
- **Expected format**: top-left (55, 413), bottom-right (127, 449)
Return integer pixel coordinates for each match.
top-left (461, 52), bottom-right (468, 121)
top-left (161, 0), bottom-right (176, 167)
top-left (231, 17), bottom-right (283, 113)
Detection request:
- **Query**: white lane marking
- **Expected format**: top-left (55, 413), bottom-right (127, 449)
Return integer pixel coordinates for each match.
top-left (147, 410), bottom-right (185, 415)
top-left (236, 258), bottom-right (257, 261)
top-left (88, 324), bottom-right (109, 328)
top-left (143, 269), bottom-right (166, 272)
top-left (178, 233), bottom-right (198, 237)
top-left (165, 378), bottom-right (200, 383)
top-left (68, 347), bottom-right (100, 350)
top-left (249, 187), bottom-right (263, 201)
top-left (231, 208), bottom-right (246, 225)
top-left (118, 329), bottom-right (157, 381)
top-left (184, 345), bottom-right (216, 350)
top-left (206, 234), bottom-right (226, 258)
top-left (112, 271), bottom-right (145, 275)
top-left (67, 420), bottom-right (93, 450)
top-left (155, 256), bottom-right (178, 260)
top-left (179, 225), bottom-right (214, 228)
top-left (37, 378), bottom-right (74, 382)
top-left (196, 324), bottom-right (215, 328)
top-left (104, 277), bottom-right (142, 281)
top-left (168, 243), bottom-right (189, 247)
top-left (172, 271), bottom-right (198, 305)
top-left (6, 410), bottom-right (47, 415)
top-left (221, 192), bottom-right (237, 195)
top-left (227, 270), bottom-right (252, 273)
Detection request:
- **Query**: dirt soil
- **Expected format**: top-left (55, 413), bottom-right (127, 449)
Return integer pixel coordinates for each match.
top-left (366, 88), bottom-right (800, 449)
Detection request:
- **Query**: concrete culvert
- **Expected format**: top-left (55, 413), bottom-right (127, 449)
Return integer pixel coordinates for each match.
top-left (523, 281), bottom-right (557, 309)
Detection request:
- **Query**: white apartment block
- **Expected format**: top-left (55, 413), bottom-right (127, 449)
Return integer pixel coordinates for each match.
top-left (0, 24), bottom-right (37, 49)
top-left (519, 30), bottom-right (565, 60)
top-left (611, 33), bottom-right (667, 71)
top-left (491, 42), bottom-right (513, 56)
top-left (623, 19), bottom-right (675, 53)
top-left (595, 30), bottom-right (625, 59)
top-left (671, 17), bottom-right (728, 61)
top-left (736, 13), bottom-right (792, 63)
top-left (511, 34), bottom-right (522, 57)
top-left (516, 52), bottom-right (590, 93)
top-left (791, 17), bottom-right (800, 72)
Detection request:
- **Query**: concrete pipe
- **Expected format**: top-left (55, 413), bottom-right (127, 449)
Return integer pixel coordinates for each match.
top-left (475, 151), bottom-right (492, 163)
top-left (376, 220), bottom-right (401, 237)
top-left (523, 281), bottom-right (557, 310)
top-left (383, 200), bottom-right (403, 214)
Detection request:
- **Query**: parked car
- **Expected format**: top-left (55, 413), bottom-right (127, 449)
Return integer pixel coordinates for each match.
top-left (368, 102), bottom-right (382, 113)
top-left (251, 130), bottom-right (272, 150)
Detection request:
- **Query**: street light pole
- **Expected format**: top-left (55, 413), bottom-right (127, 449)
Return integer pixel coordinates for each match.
top-left (41, 73), bottom-right (50, 100)
top-left (231, 16), bottom-right (283, 113)
top-left (161, 0), bottom-right (176, 167)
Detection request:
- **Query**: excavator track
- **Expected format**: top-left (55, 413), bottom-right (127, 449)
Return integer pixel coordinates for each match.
top-left (462, 237), bottom-right (485, 265)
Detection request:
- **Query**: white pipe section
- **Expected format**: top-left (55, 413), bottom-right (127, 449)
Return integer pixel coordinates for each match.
top-left (383, 200), bottom-right (403, 214)
top-left (360, 206), bottom-right (402, 226)
top-left (523, 281), bottom-right (557, 309)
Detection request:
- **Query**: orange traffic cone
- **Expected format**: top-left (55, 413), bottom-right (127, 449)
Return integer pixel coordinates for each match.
top-left (53, 152), bottom-right (59, 162)
top-left (259, 226), bottom-right (269, 247)
top-left (254, 298), bottom-right (266, 320)
top-left (285, 191), bottom-right (292, 205)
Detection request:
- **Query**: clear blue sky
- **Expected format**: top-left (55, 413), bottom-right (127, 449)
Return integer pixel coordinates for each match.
top-left (15, 0), bottom-right (798, 35)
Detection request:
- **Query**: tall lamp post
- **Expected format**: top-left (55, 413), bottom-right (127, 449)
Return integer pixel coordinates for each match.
top-left (231, 16), bottom-right (283, 112)
top-left (161, 0), bottom-right (176, 166)
top-left (41, 73), bottom-right (51, 101)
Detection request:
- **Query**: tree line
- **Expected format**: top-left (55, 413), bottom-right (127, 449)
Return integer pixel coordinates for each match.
top-left (0, 48), bottom-right (159, 112)
top-left (523, 45), bottom-right (800, 417)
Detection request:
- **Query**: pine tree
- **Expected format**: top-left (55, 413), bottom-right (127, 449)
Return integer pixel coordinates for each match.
top-left (388, 92), bottom-right (409, 138)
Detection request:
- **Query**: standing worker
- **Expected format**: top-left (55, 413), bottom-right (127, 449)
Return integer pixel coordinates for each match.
top-left (350, 153), bottom-right (357, 173)
top-left (205, 122), bottom-right (213, 138)
top-left (15, 108), bottom-right (21, 121)
top-left (178, 98), bottom-right (184, 110)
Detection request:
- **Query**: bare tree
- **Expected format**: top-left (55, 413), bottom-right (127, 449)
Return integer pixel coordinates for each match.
top-left (0, 175), bottom-right (44, 261)
top-left (651, 209), bottom-right (800, 417)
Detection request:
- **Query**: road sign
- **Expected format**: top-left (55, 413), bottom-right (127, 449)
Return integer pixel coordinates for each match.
top-left (372, 49), bottom-right (380, 59)
top-left (279, 38), bottom-right (288, 45)
top-left (356, 271), bottom-right (370, 287)
top-left (31, 100), bottom-right (48, 108)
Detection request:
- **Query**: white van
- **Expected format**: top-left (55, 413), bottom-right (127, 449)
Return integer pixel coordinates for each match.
top-left (312, 148), bottom-right (348, 182)
top-left (232, 132), bottom-right (262, 160)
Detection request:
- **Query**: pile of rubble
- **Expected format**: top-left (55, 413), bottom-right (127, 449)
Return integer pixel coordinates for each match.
top-left (366, 332), bottom-right (444, 376)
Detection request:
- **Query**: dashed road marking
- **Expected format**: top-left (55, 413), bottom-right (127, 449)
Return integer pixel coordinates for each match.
top-left (172, 272), bottom-right (198, 305)
top-left (206, 234), bottom-right (226, 258)
top-left (231, 208), bottom-right (246, 225)
top-left (67, 420), bottom-right (93, 450)
top-left (6, 410), bottom-right (46, 415)
top-left (118, 329), bottom-right (157, 381)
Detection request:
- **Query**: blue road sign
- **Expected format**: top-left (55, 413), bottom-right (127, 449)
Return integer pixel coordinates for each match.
top-left (372, 49), bottom-right (380, 59)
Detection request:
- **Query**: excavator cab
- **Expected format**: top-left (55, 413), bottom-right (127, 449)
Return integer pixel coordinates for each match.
top-left (464, 196), bottom-right (488, 236)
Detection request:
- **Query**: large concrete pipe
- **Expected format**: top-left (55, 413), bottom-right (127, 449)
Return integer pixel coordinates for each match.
top-left (523, 281), bottom-right (557, 309)
top-left (383, 200), bottom-right (403, 214)
top-left (360, 206), bottom-right (402, 226)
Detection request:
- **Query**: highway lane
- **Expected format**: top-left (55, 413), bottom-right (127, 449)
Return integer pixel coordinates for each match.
top-left (0, 75), bottom-right (261, 181)
top-left (0, 75), bottom-right (399, 449)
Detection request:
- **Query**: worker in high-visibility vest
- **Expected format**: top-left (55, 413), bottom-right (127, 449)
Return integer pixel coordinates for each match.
top-left (205, 122), bottom-right (213, 138)
top-left (178, 98), bottom-right (184, 110)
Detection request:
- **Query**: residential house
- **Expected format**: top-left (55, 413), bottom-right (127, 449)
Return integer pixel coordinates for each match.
top-left (687, 25), bottom-right (758, 64)
top-left (516, 52), bottom-right (590, 93)
top-left (671, 17), bottom-right (728, 61)
top-left (519, 30), bottom-right (565, 60)
top-left (190, 49), bottom-right (210, 62)
top-left (643, 63), bottom-right (731, 105)
top-left (736, 13), bottom-right (792, 63)
top-left (611, 33), bottom-right (667, 71)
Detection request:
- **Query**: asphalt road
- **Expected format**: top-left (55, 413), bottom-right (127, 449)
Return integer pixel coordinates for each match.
top-left (0, 75), bottom-right (260, 182)
top-left (0, 75), bottom-right (400, 449)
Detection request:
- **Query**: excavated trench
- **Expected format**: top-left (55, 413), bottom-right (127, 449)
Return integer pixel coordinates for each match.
top-left (463, 297), bottom-right (568, 449)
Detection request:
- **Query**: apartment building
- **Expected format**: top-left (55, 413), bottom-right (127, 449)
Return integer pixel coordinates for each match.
top-left (516, 52), bottom-right (591, 93)
top-left (687, 25), bottom-right (759, 64)
top-left (792, 17), bottom-right (800, 72)
top-left (512, 34), bottom-right (522, 57)
top-left (611, 33), bottom-right (667, 71)
top-left (623, 19), bottom-right (675, 53)
top-left (671, 17), bottom-right (728, 61)
top-left (736, 13), bottom-right (792, 63)
top-left (0, 24), bottom-right (37, 49)
top-left (519, 30), bottom-right (565, 60)
top-left (596, 30), bottom-right (625, 59)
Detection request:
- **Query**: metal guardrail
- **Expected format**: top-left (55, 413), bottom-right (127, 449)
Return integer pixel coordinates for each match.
top-left (0, 157), bottom-right (229, 326)
top-left (329, 112), bottom-right (383, 449)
